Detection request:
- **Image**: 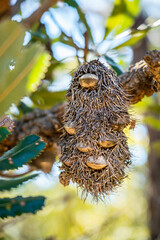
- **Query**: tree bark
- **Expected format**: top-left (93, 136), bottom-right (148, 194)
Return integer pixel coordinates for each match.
top-left (147, 126), bottom-right (160, 240)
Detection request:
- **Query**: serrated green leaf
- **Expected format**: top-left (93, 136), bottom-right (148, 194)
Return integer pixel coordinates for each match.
top-left (0, 196), bottom-right (45, 218)
top-left (31, 89), bottom-right (66, 109)
top-left (0, 20), bottom-right (51, 117)
top-left (27, 52), bottom-right (51, 92)
top-left (0, 135), bottom-right (46, 171)
top-left (0, 173), bottom-right (39, 192)
top-left (104, 55), bottom-right (124, 75)
top-left (46, 59), bottom-right (64, 80)
top-left (0, 127), bottom-right (11, 143)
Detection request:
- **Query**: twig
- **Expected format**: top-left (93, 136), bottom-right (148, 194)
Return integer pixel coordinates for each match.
top-left (0, 0), bottom-right (10, 20)
top-left (84, 31), bottom-right (88, 62)
top-left (11, 0), bottom-right (25, 16)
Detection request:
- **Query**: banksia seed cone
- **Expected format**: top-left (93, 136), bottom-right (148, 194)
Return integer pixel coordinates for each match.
top-left (143, 49), bottom-right (160, 91)
top-left (59, 60), bottom-right (131, 200)
top-left (0, 116), bottom-right (14, 132)
top-left (120, 60), bottom-right (154, 104)
top-left (120, 50), bottom-right (160, 104)
top-left (0, 105), bottom-right (64, 173)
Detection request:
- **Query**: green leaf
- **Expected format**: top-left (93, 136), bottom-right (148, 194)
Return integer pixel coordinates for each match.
top-left (114, 29), bottom-right (147, 49)
top-left (144, 116), bottom-right (160, 131)
top-left (30, 30), bottom-right (49, 44)
top-left (104, 0), bottom-right (140, 37)
top-left (64, 0), bottom-right (93, 42)
top-left (0, 196), bottom-right (45, 218)
top-left (0, 135), bottom-right (46, 171)
top-left (105, 14), bottom-right (134, 37)
top-left (0, 173), bottom-right (39, 192)
top-left (31, 89), bottom-right (66, 109)
top-left (45, 59), bottom-right (64, 80)
top-left (112, 19), bottom-right (160, 49)
top-left (0, 127), bottom-right (11, 143)
top-left (125, 0), bottom-right (140, 16)
top-left (18, 101), bottom-right (33, 115)
top-left (27, 52), bottom-right (51, 92)
top-left (0, 20), bottom-right (51, 117)
top-left (104, 55), bottom-right (124, 75)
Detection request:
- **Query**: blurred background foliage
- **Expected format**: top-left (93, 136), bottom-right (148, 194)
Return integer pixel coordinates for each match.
top-left (0, 0), bottom-right (160, 239)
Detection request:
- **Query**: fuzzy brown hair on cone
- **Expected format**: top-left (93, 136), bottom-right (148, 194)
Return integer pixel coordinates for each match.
top-left (59, 60), bottom-right (131, 200)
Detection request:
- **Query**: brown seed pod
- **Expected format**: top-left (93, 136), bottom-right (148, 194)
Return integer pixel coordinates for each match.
top-left (63, 159), bottom-right (72, 167)
top-left (86, 155), bottom-right (107, 169)
top-left (59, 171), bottom-right (71, 186)
top-left (110, 123), bottom-right (126, 131)
top-left (98, 139), bottom-right (117, 148)
top-left (64, 123), bottom-right (76, 135)
top-left (59, 59), bottom-right (131, 200)
top-left (76, 142), bottom-right (93, 152)
top-left (79, 73), bottom-right (98, 88)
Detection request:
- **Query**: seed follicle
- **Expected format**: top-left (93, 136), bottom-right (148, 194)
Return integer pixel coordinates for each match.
top-left (98, 139), bottom-right (117, 148)
top-left (86, 155), bottom-right (107, 169)
top-left (64, 123), bottom-right (76, 135)
top-left (76, 142), bottom-right (94, 153)
top-left (79, 74), bottom-right (98, 88)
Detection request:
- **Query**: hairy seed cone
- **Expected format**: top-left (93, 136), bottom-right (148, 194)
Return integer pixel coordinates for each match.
top-left (0, 105), bottom-right (64, 173)
top-left (59, 60), bottom-right (131, 200)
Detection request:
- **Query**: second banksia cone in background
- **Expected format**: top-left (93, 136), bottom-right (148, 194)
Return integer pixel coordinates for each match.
top-left (59, 60), bottom-right (131, 200)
